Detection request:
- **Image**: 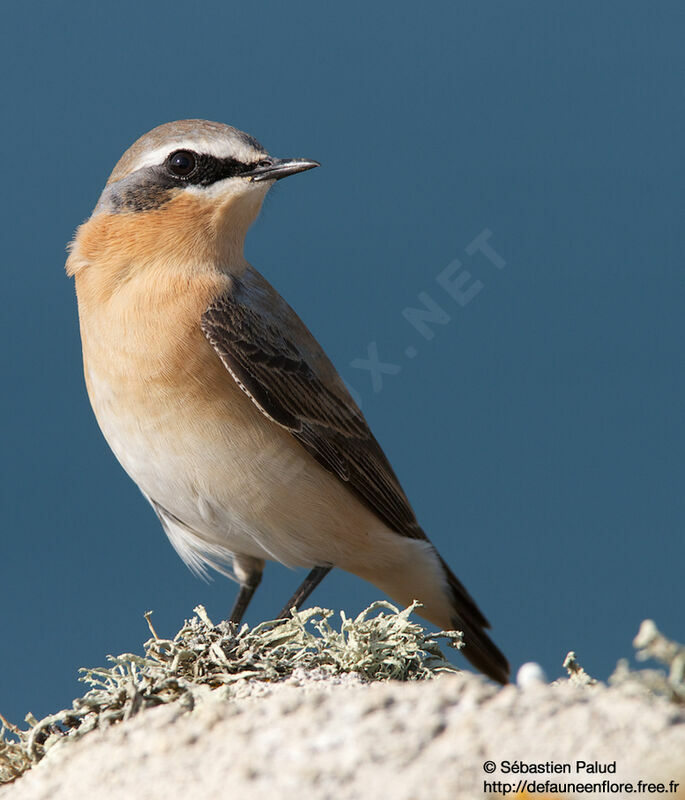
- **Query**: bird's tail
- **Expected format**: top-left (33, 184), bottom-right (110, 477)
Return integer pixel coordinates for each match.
top-left (437, 554), bottom-right (510, 685)
top-left (351, 532), bottom-right (509, 684)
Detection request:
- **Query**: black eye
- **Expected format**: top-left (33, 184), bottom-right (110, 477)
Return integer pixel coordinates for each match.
top-left (167, 150), bottom-right (197, 178)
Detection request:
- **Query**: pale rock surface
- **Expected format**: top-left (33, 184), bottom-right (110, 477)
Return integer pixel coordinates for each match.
top-left (1, 670), bottom-right (684, 800)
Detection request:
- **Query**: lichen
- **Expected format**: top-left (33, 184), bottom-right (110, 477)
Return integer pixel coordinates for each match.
top-left (563, 651), bottom-right (598, 686)
top-left (0, 601), bottom-right (461, 785)
top-left (609, 619), bottom-right (685, 704)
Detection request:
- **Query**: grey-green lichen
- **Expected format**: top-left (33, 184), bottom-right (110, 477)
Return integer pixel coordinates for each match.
top-left (563, 651), bottom-right (599, 686)
top-left (561, 620), bottom-right (685, 704)
top-left (0, 601), bottom-right (461, 785)
top-left (609, 619), bottom-right (685, 705)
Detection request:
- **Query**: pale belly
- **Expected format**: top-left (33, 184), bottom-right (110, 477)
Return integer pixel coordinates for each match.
top-left (84, 354), bottom-right (387, 571)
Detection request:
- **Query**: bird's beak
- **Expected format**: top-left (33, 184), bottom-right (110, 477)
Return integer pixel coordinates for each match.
top-left (245, 158), bottom-right (320, 182)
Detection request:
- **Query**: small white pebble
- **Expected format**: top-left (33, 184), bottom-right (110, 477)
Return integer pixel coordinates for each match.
top-left (516, 662), bottom-right (547, 688)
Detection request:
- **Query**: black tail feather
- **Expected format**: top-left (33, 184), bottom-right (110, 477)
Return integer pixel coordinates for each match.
top-left (438, 555), bottom-right (510, 684)
top-left (452, 613), bottom-right (510, 684)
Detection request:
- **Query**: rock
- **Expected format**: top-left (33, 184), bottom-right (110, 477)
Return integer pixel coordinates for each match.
top-left (2, 670), bottom-right (684, 800)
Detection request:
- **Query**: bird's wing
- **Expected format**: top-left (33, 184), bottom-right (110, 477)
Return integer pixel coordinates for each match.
top-left (201, 271), bottom-right (423, 540)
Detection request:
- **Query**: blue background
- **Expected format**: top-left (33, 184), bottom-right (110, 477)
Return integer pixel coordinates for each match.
top-left (1, 2), bottom-right (683, 724)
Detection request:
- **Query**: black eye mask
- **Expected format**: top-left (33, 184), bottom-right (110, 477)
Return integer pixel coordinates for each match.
top-left (104, 153), bottom-right (267, 213)
top-left (166, 150), bottom-right (267, 185)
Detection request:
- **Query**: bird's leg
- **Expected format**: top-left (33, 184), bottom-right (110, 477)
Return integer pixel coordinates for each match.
top-left (228, 577), bottom-right (261, 624)
top-left (277, 565), bottom-right (332, 619)
top-left (229, 556), bottom-right (264, 625)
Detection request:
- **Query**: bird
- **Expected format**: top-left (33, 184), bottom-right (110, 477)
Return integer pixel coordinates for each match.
top-left (66, 119), bottom-right (509, 684)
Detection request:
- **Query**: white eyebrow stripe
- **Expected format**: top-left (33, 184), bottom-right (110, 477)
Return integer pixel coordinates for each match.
top-left (127, 137), bottom-right (266, 174)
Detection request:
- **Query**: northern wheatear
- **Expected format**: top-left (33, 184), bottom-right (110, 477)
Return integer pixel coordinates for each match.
top-left (67, 119), bottom-right (509, 683)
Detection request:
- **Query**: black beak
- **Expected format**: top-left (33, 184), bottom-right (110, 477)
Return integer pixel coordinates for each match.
top-left (245, 158), bottom-right (320, 182)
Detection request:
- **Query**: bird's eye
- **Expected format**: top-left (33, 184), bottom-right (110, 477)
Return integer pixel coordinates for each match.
top-left (167, 150), bottom-right (197, 178)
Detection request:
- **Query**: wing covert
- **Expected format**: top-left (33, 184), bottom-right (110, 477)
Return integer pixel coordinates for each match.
top-left (201, 278), bottom-right (423, 539)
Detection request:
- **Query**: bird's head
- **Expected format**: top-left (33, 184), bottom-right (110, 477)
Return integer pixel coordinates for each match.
top-left (69, 120), bottom-right (318, 276)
